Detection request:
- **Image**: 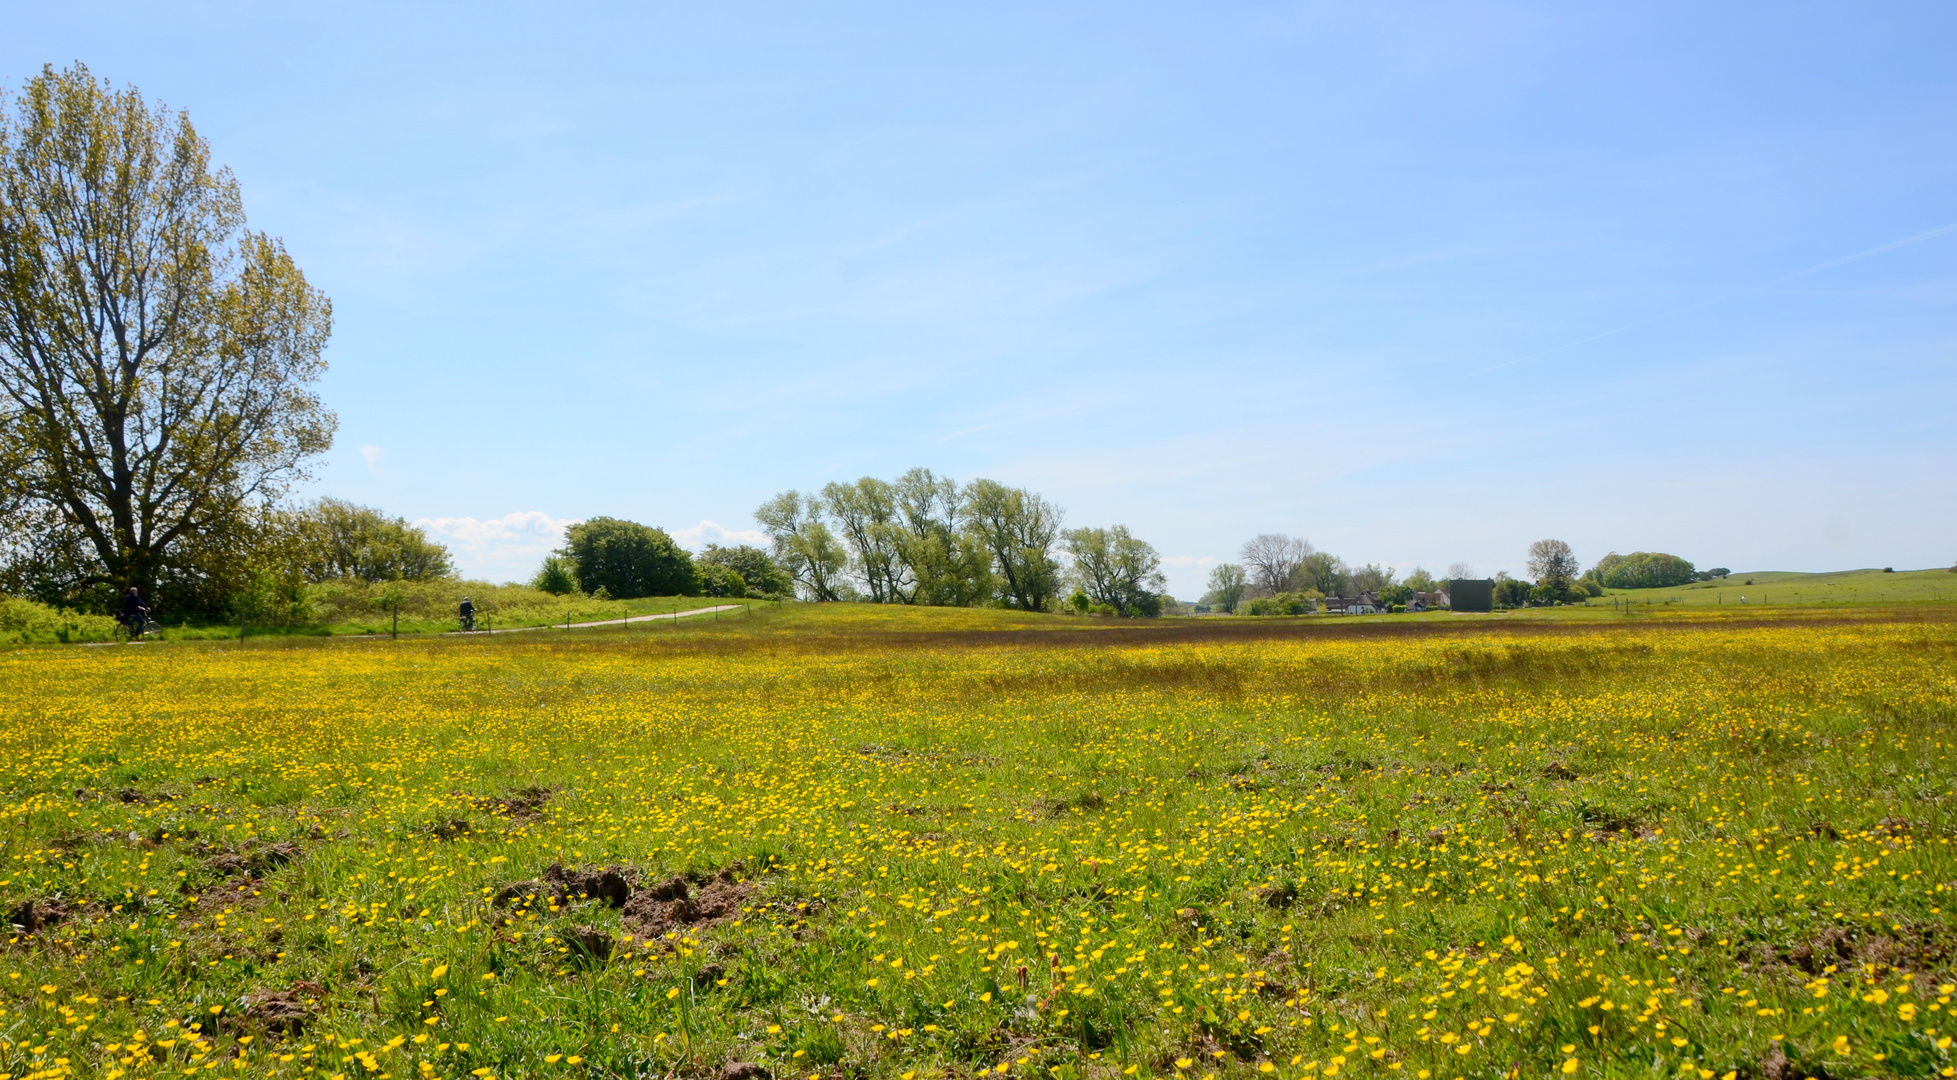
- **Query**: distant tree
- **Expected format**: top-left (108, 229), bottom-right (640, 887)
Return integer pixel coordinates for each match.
top-left (1446, 562), bottom-right (1475, 581)
top-left (962, 479), bottom-right (1064, 612)
top-left (1694, 567), bottom-right (1732, 581)
top-left (1403, 567), bottom-right (1437, 593)
top-left (560, 518), bottom-right (695, 599)
top-left (1203, 563), bottom-right (1248, 614)
top-left (822, 477), bottom-right (905, 603)
top-left (755, 491), bottom-right (847, 601)
top-left (1240, 534), bottom-right (1312, 595)
top-left (891, 468), bottom-right (993, 606)
top-left (1294, 551), bottom-right (1347, 595)
top-left (1065, 525), bottom-right (1165, 617)
top-left (697, 544), bottom-right (793, 598)
top-left (291, 499), bottom-right (452, 583)
top-left (1494, 578), bottom-right (1534, 607)
top-left (531, 555), bottom-right (579, 595)
top-left (1587, 551), bottom-right (1697, 590)
top-left (1348, 563), bottom-right (1396, 593)
top-left (1527, 539), bottom-right (1580, 585)
top-left (0, 65), bottom-right (335, 613)
top-left (1378, 584), bottom-right (1413, 607)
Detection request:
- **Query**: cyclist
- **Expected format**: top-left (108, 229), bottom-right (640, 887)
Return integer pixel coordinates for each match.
top-left (459, 596), bottom-right (475, 632)
top-left (119, 587), bottom-right (150, 640)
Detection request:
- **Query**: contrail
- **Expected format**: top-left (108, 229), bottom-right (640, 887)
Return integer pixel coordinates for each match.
top-left (1470, 221), bottom-right (1957, 376)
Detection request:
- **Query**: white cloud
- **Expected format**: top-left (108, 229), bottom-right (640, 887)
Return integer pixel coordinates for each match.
top-left (670, 519), bottom-right (770, 551)
top-left (414, 511), bottom-right (579, 583)
top-left (360, 445), bottom-right (384, 472)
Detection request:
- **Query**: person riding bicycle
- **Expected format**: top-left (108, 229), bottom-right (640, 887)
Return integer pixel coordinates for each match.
top-left (120, 587), bottom-right (151, 640)
top-left (459, 596), bottom-right (475, 632)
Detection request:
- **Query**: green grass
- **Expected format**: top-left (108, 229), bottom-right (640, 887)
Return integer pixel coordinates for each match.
top-left (2, 604), bottom-right (1954, 1079)
top-left (1598, 566), bottom-right (1957, 609)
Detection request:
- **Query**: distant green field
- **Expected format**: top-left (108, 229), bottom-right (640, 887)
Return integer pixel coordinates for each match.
top-left (1598, 565), bottom-right (1957, 607)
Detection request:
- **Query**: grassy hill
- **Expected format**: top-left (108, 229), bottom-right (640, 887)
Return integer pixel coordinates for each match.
top-left (1597, 565), bottom-right (1957, 608)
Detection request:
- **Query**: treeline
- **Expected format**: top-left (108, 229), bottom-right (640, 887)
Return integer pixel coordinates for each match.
top-left (532, 518), bottom-right (792, 600)
top-left (1198, 536), bottom-right (1721, 613)
top-left (756, 469), bottom-right (1172, 615)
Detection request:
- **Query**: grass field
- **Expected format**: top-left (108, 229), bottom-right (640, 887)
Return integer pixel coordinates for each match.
top-left (1599, 567), bottom-right (1957, 609)
top-left (3, 604), bottom-right (1955, 1080)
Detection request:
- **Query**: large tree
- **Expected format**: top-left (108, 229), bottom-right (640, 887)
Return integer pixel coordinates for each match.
top-left (962, 479), bottom-right (1063, 612)
top-left (560, 517), bottom-right (695, 598)
top-left (1526, 538), bottom-right (1581, 585)
top-left (822, 477), bottom-right (904, 603)
top-left (755, 491), bottom-right (846, 601)
top-left (1203, 563), bottom-right (1247, 613)
top-left (1239, 533), bottom-right (1313, 595)
top-left (1065, 525), bottom-right (1166, 617)
top-left (0, 65), bottom-right (334, 611)
top-left (289, 498), bottom-right (452, 583)
top-left (891, 467), bottom-right (991, 606)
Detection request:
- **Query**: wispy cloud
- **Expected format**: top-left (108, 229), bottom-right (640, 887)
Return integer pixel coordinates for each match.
top-left (360, 445), bottom-right (384, 472)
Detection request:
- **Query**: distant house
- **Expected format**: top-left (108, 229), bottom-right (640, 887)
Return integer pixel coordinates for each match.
top-left (1450, 579), bottom-right (1494, 613)
top-left (1329, 593), bottom-right (1382, 614)
top-left (1408, 589), bottom-right (1451, 612)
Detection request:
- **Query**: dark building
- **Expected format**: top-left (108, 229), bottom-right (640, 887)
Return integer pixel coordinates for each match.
top-left (1449, 578), bottom-right (1494, 613)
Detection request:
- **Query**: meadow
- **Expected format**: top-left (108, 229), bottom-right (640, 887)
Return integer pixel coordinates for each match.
top-left (2, 604), bottom-right (1954, 1080)
top-left (1598, 568), bottom-right (1957, 610)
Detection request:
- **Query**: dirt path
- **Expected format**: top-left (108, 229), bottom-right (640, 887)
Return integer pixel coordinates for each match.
top-left (467, 604), bottom-right (746, 634)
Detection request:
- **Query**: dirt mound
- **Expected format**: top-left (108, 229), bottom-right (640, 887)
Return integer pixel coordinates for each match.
top-left (242, 987), bottom-right (315, 1034)
top-left (467, 785), bottom-right (556, 821)
top-left (8, 896), bottom-right (75, 934)
top-left (201, 842), bottom-right (302, 878)
top-left (624, 868), bottom-right (754, 938)
top-left (1761, 922), bottom-right (1955, 978)
top-left (494, 864), bottom-right (633, 910)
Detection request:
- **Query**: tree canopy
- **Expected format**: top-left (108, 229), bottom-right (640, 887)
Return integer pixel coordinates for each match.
top-left (1587, 551), bottom-right (1698, 590)
top-left (559, 518), bottom-right (695, 599)
top-left (0, 65), bottom-right (335, 613)
top-left (290, 499), bottom-right (451, 583)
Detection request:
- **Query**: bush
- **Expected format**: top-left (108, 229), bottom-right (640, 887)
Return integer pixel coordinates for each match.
top-left (1242, 592), bottom-right (1313, 615)
top-left (0, 596), bottom-right (119, 643)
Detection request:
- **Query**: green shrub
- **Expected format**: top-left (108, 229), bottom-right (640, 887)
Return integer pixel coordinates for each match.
top-left (0, 596), bottom-right (119, 643)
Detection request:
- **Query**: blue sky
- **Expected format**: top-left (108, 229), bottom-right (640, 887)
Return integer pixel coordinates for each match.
top-left (8, 2), bottom-right (1955, 595)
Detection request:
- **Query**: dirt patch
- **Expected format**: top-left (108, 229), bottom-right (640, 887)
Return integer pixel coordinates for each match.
top-left (1542, 761), bottom-right (1580, 781)
top-left (201, 841), bottom-right (301, 879)
top-left (561, 926), bottom-right (615, 963)
top-left (624, 868), bottom-right (754, 938)
top-left (467, 785), bottom-right (556, 821)
top-left (242, 986), bottom-right (316, 1034)
top-left (428, 819), bottom-right (474, 841)
top-left (720, 1064), bottom-right (769, 1080)
top-left (494, 864), bottom-right (634, 910)
top-left (7, 896), bottom-right (76, 934)
top-left (1756, 922), bottom-right (1955, 979)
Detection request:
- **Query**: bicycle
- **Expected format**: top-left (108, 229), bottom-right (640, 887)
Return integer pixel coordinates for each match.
top-left (459, 613), bottom-right (476, 633)
top-left (120, 615), bottom-right (160, 642)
